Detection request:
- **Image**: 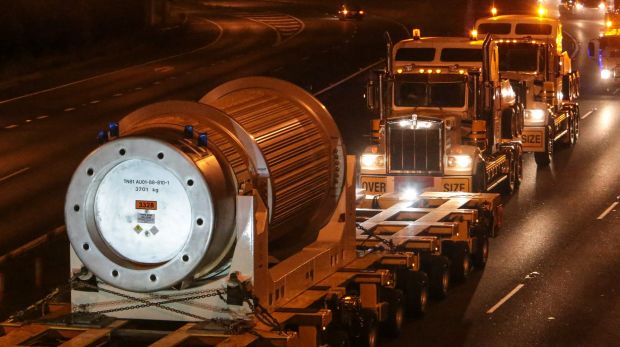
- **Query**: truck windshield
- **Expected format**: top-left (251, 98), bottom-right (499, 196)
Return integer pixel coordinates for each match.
top-left (394, 74), bottom-right (466, 107)
top-left (498, 43), bottom-right (539, 72)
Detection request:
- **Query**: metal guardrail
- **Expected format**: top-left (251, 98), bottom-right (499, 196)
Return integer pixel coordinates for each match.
top-left (0, 226), bottom-right (66, 267)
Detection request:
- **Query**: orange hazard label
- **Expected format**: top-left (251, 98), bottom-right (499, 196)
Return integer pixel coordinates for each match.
top-left (135, 200), bottom-right (157, 210)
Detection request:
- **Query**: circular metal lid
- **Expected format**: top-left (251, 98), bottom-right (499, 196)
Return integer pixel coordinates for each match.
top-left (66, 137), bottom-right (215, 292)
top-left (94, 159), bottom-right (192, 264)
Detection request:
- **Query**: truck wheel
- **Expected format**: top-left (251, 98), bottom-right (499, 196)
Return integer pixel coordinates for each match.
top-left (322, 328), bottom-right (351, 347)
top-left (404, 270), bottom-right (428, 317)
top-left (473, 236), bottom-right (489, 269)
top-left (572, 110), bottom-right (580, 143)
top-left (428, 255), bottom-right (450, 299)
top-left (448, 242), bottom-right (472, 282)
top-left (562, 113), bottom-right (574, 146)
top-left (381, 289), bottom-right (405, 337)
top-left (534, 126), bottom-right (553, 166)
top-left (355, 310), bottom-right (378, 347)
top-left (514, 150), bottom-right (523, 187)
top-left (501, 153), bottom-right (517, 195)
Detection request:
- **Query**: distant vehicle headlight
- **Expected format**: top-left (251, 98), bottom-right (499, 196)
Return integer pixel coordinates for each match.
top-left (601, 68), bottom-right (612, 79)
top-left (361, 154), bottom-right (385, 170)
top-left (576, 2), bottom-right (584, 9)
top-left (524, 109), bottom-right (546, 126)
top-left (599, 2), bottom-right (605, 10)
top-left (447, 154), bottom-right (473, 169)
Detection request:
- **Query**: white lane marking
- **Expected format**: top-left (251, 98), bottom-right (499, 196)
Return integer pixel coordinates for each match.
top-left (486, 284), bottom-right (525, 314)
top-left (64, 107), bottom-right (76, 112)
top-left (89, 100), bottom-right (100, 104)
top-left (0, 167), bottom-right (30, 184)
top-left (36, 115), bottom-right (49, 120)
top-left (581, 108), bottom-right (596, 119)
top-left (113, 93), bottom-right (123, 97)
top-left (597, 202), bottom-right (619, 220)
top-left (0, 18), bottom-right (224, 106)
top-left (25, 119), bottom-right (32, 123)
top-left (134, 87), bottom-right (143, 91)
top-left (613, 88), bottom-right (620, 95)
top-left (271, 66), bottom-right (284, 73)
top-left (314, 59), bottom-right (384, 96)
top-left (4, 124), bottom-right (18, 129)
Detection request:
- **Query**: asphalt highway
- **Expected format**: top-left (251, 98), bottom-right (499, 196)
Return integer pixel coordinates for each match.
top-left (0, 0), bottom-right (619, 345)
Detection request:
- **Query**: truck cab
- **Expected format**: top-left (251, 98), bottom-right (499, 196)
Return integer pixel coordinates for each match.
top-left (590, 28), bottom-right (620, 92)
top-left (361, 32), bottom-right (523, 196)
top-left (475, 14), bottom-right (580, 166)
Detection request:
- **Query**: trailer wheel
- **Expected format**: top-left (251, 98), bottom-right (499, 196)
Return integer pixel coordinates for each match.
top-left (381, 289), bottom-right (405, 337)
top-left (534, 126), bottom-right (553, 166)
top-left (322, 328), bottom-right (351, 347)
top-left (355, 310), bottom-right (379, 347)
top-left (448, 242), bottom-right (472, 282)
top-left (473, 236), bottom-right (489, 269)
top-left (404, 270), bottom-right (428, 317)
top-left (428, 256), bottom-right (450, 299)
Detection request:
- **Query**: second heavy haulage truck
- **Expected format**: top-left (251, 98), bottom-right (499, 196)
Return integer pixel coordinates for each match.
top-left (361, 30), bottom-right (524, 196)
top-left (475, 12), bottom-right (581, 166)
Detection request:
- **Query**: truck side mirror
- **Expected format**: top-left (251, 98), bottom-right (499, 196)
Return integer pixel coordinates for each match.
top-left (366, 80), bottom-right (378, 112)
top-left (587, 41), bottom-right (595, 58)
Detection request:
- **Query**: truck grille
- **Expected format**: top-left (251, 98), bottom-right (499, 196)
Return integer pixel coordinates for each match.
top-left (387, 119), bottom-right (443, 174)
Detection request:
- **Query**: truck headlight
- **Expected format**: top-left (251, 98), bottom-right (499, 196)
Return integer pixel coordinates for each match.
top-left (524, 109), bottom-right (546, 126)
top-left (599, 2), bottom-right (605, 10)
top-left (601, 69), bottom-right (612, 80)
top-left (447, 154), bottom-right (473, 169)
top-left (361, 154), bottom-right (385, 170)
top-left (576, 2), bottom-right (583, 10)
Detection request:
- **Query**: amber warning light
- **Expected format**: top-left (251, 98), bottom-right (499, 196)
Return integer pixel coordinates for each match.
top-left (136, 200), bottom-right (158, 210)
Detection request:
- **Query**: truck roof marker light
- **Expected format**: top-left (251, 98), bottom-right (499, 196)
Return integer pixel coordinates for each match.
top-left (537, 6), bottom-right (547, 17)
top-left (108, 122), bottom-right (119, 138)
top-left (419, 68), bottom-right (425, 73)
top-left (96, 130), bottom-right (108, 144)
top-left (435, 69), bottom-right (442, 73)
top-left (396, 68), bottom-right (403, 74)
top-left (412, 28), bottom-right (421, 40)
top-left (183, 125), bottom-right (194, 139)
top-left (470, 29), bottom-right (478, 40)
top-left (459, 69), bottom-right (465, 74)
top-left (491, 7), bottom-right (498, 16)
top-left (198, 132), bottom-right (208, 147)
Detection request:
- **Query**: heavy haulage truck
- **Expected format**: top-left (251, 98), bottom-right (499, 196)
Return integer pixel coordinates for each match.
top-left (589, 26), bottom-right (620, 92)
top-left (360, 30), bottom-right (524, 196)
top-left (0, 77), bottom-right (502, 347)
top-left (474, 14), bottom-right (581, 166)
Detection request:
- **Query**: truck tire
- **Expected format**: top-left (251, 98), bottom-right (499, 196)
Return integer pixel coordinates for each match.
top-left (473, 236), bottom-right (489, 269)
top-left (427, 255), bottom-right (450, 299)
top-left (572, 108), bottom-right (580, 143)
top-left (501, 152), bottom-right (517, 195)
top-left (448, 242), bottom-right (472, 282)
top-left (355, 310), bottom-right (378, 347)
top-left (381, 289), bottom-right (405, 337)
top-left (404, 270), bottom-right (428, 317)
top-left (534, 125), bottom-right (553, 166)
top-left (514, 150), bottom-right (523, 187)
